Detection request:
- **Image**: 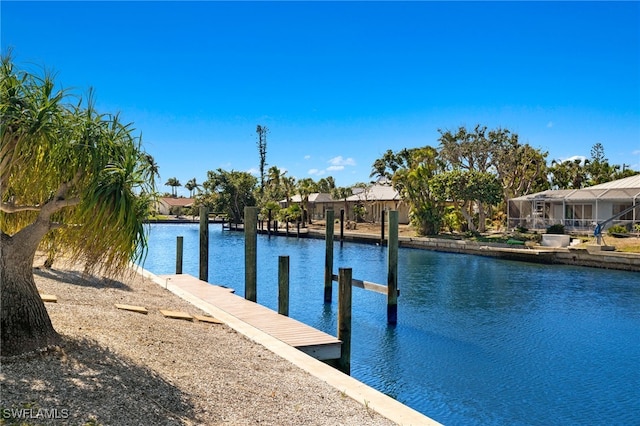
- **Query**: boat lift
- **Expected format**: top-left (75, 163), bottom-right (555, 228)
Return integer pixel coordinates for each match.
top-left (593, 202), bottom-right (640, 245)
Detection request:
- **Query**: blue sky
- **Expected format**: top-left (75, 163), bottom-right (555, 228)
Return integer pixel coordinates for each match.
top-left (3, 1), bottom-right (639, 196)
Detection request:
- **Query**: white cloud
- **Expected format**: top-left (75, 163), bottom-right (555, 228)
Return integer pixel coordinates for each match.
top-left (327, 165), bottom-right (345, 171)
top-left (546, 121), bottom-right (554, 128)
top-left (328, 156), bottom-right (356, 166)
top-left (304, 155), bottom-right (311, 160)
top-left (308, 168), bottom-right (325, 176)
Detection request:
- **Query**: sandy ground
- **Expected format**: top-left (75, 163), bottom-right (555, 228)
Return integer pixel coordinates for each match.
top-left (0, 256), bottom-right (398, 426)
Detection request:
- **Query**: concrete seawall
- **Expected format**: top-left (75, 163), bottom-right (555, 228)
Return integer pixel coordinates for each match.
top-left (300, 229), bottom-right (640, 273)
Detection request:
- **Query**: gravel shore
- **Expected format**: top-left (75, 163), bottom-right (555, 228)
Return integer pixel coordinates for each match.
top-left (0, 257), bottom-right (398, 426)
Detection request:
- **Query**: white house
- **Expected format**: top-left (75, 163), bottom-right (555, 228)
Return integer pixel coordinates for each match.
top-left (508, 174), bottom-right (640, 232)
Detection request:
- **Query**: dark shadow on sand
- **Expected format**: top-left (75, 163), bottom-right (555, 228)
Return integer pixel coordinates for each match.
top-left (33, 267), bottom-right (133, 291)
top-left (0, 336), bottom-right (196, 425)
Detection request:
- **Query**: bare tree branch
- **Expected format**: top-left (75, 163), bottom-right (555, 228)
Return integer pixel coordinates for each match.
top-left (0, 203), bottom-right (41, 213)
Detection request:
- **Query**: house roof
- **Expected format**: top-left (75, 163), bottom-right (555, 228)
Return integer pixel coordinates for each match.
top-left (588, 173), bottom-right (640, 190)
top-left (286, 193), bottom-right (335, 203)
top-left (160, 197), bottom-right (195, 207)
top-left (510, 174), bottom-right (640, 202)
top-left (346, 184), bottom-right (401, 202)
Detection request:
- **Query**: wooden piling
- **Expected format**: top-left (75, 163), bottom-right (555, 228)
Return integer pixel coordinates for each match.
top-left (338, 267), bottom-right (352, 375)
top-left (176, 236), bottom-right (183, 274)
top-left (340, 209), bottom-right (345, 246)
top-left (244, 206), bottom-right (258, 302)
top-left (381, 209), bottom-right (386, 245)
top-left (267, 209), bottom-right (272, 237)
top-left (199, 206), bottom-right (209, 282)
top-left (387, 210), bottom-right (398, 324)
top-left (278, 255), bottom-right (290, 316)
top-left (324, 209), bottom-right (334, 303)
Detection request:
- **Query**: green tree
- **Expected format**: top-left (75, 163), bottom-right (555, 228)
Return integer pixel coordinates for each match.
top-left (585, 143), bottom-right (621, 185)
top-left (370, 149), bottom-right (412, 182)
top-left (202, 169), bottom-right (257, 224)
top-left (391, 146), bottom-right (444, 235)
top-left (317, 176), bottom-right (336, 193)
top-left (184, 177), bottom-right (200, 197)
top-left (296, 177), bottom-right (317, 226)
top-left (438, 125), bottom-right (499, 230)
top-left (0, 55), bottom-right (156, 356)
top-left (548, 158), bottom-right (588, 189)
top-left (263, 165), bottom-right (286, 204)
top-left (431, 170), bottom-right (503, 232)
top-left (165, 177), bottom-right (181, 197)
top-left (485, 128), bottom-right (549, 201)
top-left (281, 175), bottom-right (296, 208)
top-left (331, 186), bottom-right (353, 220)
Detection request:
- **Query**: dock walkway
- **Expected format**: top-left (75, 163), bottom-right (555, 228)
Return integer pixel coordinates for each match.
top-left (158, 274), bottom-right (341, 361)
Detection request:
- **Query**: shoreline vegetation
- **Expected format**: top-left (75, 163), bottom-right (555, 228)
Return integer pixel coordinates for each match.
top-left (0, 254), bottom-right (398, 426)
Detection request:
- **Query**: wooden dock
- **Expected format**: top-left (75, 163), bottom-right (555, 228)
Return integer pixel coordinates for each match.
top-left (158, 274), bottom-right (342, 361)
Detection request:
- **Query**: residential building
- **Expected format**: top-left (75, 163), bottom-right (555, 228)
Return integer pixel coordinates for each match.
top-left (508, 174), bottom-right (640, 233)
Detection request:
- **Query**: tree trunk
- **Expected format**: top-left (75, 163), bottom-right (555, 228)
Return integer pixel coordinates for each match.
top-left (1, 230), bottom-right (60, 357)
top-left (477, 201), bottom-right (487, 233)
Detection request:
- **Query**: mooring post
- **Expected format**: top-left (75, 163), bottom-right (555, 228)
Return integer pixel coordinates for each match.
top-left (278, 255), bottom-right (290, 316)
top-left (387, 210), bottom-right (399, 324)
top-left (296, 221), bottom-right (300, 238)
top-left (338, 267), bottom-right (352, 375)
top-left (340, 209), bottom-right (345, 247)
top-left (381, 209), bottom-right (386, 245)
top-left (199, 206), bottom-right (209, 282)
top-left (285, 220), bottom-right (289, 237)
top-left (176, 236), bottom-right (183, 274)
top-left (244, 206), bottom-right (258, 302)
top-left (324, 209), bottom-right (335, 303)
top-left (267, 209), bottom-right (272, 237)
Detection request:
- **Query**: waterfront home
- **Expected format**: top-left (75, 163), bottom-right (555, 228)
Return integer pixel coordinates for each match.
top-left (346, 182), bottom-right (410, 224)
top-left (508, 174), bottom-right (640, 233)
top-left (281, 181), bottom-right (410, 224)
top-left (156, 197), bottom-right (195, 215)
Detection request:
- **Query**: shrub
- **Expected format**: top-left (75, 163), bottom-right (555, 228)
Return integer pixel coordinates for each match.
top-left (546, 224), bottom-right (565, 234)
top-left (607, 224), bottom-right (628, 236)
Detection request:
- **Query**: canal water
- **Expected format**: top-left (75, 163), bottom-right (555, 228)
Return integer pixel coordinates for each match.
top-left (139, 223), bottom-right (640, 426)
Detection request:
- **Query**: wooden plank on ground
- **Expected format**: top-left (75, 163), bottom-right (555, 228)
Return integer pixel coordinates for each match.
top-left (159, 310), bottom-right (193, 321)
top-left (40, 294), bottom-right (58, 303)
top-left (193, 314), bottom-right (223, 324)
top-left (115, 304), bottom-right (148, 314)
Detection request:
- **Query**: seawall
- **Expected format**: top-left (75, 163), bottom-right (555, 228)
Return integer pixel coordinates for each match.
top-left (299, 229), bottom-right (640, 273)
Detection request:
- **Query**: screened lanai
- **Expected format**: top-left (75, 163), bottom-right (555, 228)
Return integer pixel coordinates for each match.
top-left (508, 174), bottom-right (640, 233)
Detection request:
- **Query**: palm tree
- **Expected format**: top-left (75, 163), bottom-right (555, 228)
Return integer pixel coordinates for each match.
top-left (264, 166), bottom-right (284, 203)
top-left (297, 178), bottom-right (317, 226)
top-left (165, 177), bottom-right (181, 197)
top-left (282, 176), bottom-right (296, 208)
top-left (0, 54), bottom-right (156, 356)
top-left (185, 178), bottom-right (200, 198)
top-left (331, 186), bottom-right (353, 221)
